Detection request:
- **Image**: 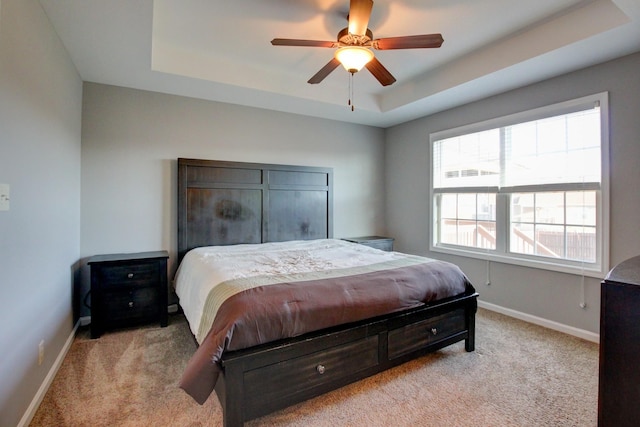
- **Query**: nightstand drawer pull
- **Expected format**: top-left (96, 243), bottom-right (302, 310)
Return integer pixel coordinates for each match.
top-left (127, 273), bottom-right (134, 279)
top-left (431, 328), bottom-right (438, 335)
top-left (316, 364), bottom-right (326, 375)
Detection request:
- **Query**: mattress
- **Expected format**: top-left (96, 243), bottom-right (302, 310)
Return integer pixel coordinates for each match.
top-left (174, 238), bottom-right (471, 403)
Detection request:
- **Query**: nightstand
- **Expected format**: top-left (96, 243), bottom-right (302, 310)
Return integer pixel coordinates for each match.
top-left (89, 251), bottom-right (169, 339)
top-left (343, 236), bottom-right (394, 252)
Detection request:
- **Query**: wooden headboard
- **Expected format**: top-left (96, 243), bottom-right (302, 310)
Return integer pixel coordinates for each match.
top-left (177, 158), bottom-right (333, 262)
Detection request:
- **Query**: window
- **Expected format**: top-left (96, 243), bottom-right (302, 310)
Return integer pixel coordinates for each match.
top-left (430, 93), bottom-right (609, 276)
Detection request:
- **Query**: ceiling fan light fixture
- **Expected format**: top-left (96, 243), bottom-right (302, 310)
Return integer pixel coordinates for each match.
top-left (334, 47), bottom-right (374, 73)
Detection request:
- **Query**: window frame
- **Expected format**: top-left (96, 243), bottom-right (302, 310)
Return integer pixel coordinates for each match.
top-left (429, 93), bottom-right (609, 277)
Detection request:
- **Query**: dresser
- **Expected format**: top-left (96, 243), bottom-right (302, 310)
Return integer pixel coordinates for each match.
top-left (599, 255), bottom-right (640, 427)
top-left (342, 236), bottom-right (394, 252)
top-left (89, 251), bottom-right (169, 339)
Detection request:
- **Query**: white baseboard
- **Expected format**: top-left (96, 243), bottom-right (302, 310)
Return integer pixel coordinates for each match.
top-left (478, 300), bottom-right (600, 343)
top-left (17, 319), bottom-right (80, 427)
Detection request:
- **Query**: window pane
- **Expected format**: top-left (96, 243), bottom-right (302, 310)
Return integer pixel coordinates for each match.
top-left (457, 219), bottom-right (477, 247)
top-left (435, 193), bottom-right (496, 250)
top-left (511, 193), bottom-right (534, 223)
top-left (537, 116), bottom-right (567, 154)
top-left (566, 191), bottom-right (596, 226)
top-left (478, 193), bottom-right (496, 221)
top-left (433, 129), bottom-right (500, 189)
top-left (567, 110), bottom-right (600, 150)
top-left (503, 107), bottom-right (601, 186)
top-left (535, 224), bottom-right (565, 258)
top-left (458, 194), bottom-right (476, 220)
top-left (440, 218), bottom-right (457, 245)
top-left (535, 192), bottom-right (564, 225)
top-left (511, 223), bottom-right (534, 255)
top-left (507, 123), bottom-right (536, 158)
top-left (511, 223), bottom-right (565, 258)
top-left (509, 191), bottom-right (597, 263)
top-left (477, 220), bottom-right (496, 250)
top-left (566, 226), bottom-right (597, 263)
top-left (440, 194), bottom-right (457, 218)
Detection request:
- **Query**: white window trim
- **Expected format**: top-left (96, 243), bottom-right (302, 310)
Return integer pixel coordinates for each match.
top-left (429, 92), bottom-right (610, 278)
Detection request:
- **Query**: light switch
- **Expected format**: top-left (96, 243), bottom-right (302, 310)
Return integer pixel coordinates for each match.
top-left (0, 184), bottom-right (10, 211)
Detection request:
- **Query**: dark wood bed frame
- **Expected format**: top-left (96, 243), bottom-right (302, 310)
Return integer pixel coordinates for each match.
top-left (177, 158), bottom-right (478, 427)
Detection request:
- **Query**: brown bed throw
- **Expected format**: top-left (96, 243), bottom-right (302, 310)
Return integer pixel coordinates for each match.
top-left (179, 259), bottom-right (471, 404)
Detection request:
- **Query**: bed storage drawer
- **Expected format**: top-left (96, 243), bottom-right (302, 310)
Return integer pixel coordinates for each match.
top-left (387, 308), bottom-right (466, 359)
top-left (216, 296), bottom-right (477, 427)
top-left (242, 335), bottom-right (379, 419)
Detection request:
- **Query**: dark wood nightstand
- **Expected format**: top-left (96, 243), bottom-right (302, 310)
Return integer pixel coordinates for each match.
top-left (89, 251), bottom-right (169, 339)
top-left (343, 236), bottom-right (394, 252)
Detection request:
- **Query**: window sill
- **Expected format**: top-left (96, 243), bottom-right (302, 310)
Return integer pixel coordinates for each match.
top-left (430, 244), bottom-right (607, 278)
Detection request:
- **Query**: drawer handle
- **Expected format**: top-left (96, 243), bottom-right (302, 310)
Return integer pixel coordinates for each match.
top-left (127, 273), bottom-right (134, 279)
top-left (128, 301), bottom-right (134, 308)
top-left (431, 328), bottom-right (438, 336)
top-left (316, 364), bottom-right (326, 375)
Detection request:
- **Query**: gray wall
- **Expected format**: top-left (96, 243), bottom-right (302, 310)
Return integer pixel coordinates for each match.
top-left (79, 83), bottom-right (387, 316)
top-left (0, 0), bottom-right (83, 425)
top-left (385, 52), bottom-right (640, 335)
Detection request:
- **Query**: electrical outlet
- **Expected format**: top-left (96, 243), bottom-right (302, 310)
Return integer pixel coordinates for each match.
top-left (38, 340), bottom-right (45, 365)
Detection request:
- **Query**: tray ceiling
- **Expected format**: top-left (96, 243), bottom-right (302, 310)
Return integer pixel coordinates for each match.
top-left (39, 0), bottom-right (640, 127)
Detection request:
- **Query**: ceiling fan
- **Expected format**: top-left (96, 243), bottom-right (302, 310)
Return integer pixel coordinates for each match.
top-left (271, 0), bottom-right (444, 86)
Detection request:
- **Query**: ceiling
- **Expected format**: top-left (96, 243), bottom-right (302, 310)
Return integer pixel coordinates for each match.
top-left (39, 0), bottom-right (640, 128)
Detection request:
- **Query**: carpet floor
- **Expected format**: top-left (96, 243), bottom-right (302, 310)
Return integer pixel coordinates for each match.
top-left (30, 308), bottom-right (598, 426)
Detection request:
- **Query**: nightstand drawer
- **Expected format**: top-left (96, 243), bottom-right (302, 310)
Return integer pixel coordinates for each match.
top-left (343, 236), bottom-right (394, 252)
top-left (361, 239), bottom-right (393, 251)
top-left (98, 262), bottom-right (159, 288)
top-left (103, 287), bottom-right (160, 323)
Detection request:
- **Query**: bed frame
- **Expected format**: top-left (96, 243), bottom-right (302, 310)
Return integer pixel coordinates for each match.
top-left (177, 158), bottom-right (478, 427)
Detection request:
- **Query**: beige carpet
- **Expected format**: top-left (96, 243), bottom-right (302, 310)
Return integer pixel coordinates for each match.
top-left (30, 309), bottom-right (598, 426)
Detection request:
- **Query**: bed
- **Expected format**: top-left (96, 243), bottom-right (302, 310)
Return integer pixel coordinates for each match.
top-left (175, 158), bottom-right (478, 426)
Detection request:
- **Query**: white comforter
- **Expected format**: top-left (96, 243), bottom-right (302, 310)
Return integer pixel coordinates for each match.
top-left (174, 238), bottom-right (405, 343)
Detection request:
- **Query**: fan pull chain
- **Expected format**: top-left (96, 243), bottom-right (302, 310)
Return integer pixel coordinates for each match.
top-left (348, 71), bottom-right (355, 111)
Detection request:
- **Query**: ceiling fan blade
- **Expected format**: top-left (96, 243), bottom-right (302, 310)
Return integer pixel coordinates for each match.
top-left (373, 34), bottom-right (444, 50)
top-left (271, 38), bottom-right (337, 48)
top-left (365, 57), bottom-right (396, 86)
top-left (348, 0), bottom-right (373, 36)
top-left (308, 58), bottom-right (341, 84)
